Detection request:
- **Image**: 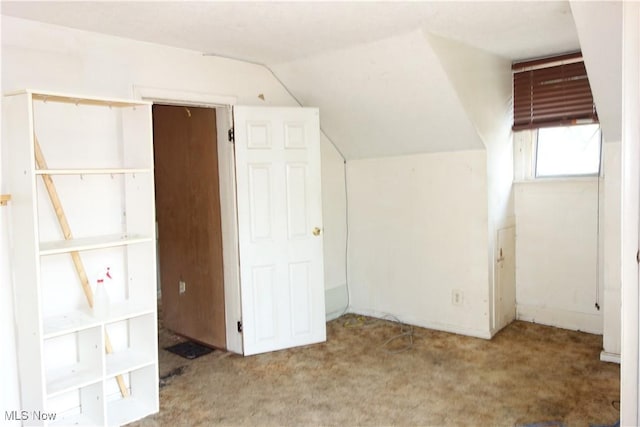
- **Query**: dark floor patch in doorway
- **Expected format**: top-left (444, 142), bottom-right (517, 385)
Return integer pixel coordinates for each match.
top-left (159, 366), bottom-right (186, 388)
top-left (165, 341), bottom-right (214, 359)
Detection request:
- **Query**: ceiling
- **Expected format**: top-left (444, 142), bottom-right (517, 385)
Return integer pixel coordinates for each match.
top-left (2, 1), bottom-right (589, 159)
top-left (1, 1), bottom-right (579, 65)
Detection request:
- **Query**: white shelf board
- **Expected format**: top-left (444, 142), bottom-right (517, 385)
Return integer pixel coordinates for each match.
top-left (43, 309), bottom-right (100, 339)
top-left (107, 396), bottom-right (154, 427)
top-left (44, 302), bottom-right (155, 338)
top-left (40, 234), bottom-right (153, 255)
top-left (35, 168), bottom-right (151, 175)
top-left (46, 367), bottom-right (101, 398)
top-left (106, 350), bottom-right (155, 378)
top-left (4, 89), bottom-right (151, 108)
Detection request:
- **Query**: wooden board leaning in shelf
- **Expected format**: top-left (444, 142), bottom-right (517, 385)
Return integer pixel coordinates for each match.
top-left (34, 136), bottom-right (130, 398)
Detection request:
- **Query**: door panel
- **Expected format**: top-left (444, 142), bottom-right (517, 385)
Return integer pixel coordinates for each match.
top-left (248, 165), bottom-right (273, 240)
top-left (253, 265), bottom-right (277, 341)
top-left (289, 261), bottom-right (312, 336)
top-left (234, 106), bottom-right (325, 356)
top-left (152, 104), bottom-right (226, 349)
top-left (286, 164), bottom-right (309, 238)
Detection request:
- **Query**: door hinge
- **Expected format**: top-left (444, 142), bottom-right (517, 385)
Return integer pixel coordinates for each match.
top-left (228, 128), bottom-right (235, 143)
top-left (237, 320), bottom-right (243, 333)
top-left (636, 249), bottom-right (639, 264)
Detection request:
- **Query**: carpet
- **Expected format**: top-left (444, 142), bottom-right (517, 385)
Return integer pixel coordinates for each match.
top-left (134, 317), bottom-right (619, 427)
top-left (518, 422), bottom-right (566, 427)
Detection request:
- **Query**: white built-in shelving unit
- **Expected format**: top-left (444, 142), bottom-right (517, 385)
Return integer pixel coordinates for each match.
top-left (4, 90), bottom-right (159, 426)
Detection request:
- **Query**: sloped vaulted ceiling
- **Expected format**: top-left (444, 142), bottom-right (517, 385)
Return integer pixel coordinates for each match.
top-left (271, 30), bottom-right (484, 160)
top-left (570, 1), bottom-right (622, 142)
top-left (2, 1), bottom-right (582, 159)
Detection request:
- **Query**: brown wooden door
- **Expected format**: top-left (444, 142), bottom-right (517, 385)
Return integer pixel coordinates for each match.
top-left (152, 104), bottom-right (226, 349)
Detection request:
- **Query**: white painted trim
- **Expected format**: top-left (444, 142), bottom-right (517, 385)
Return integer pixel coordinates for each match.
top-left (620, 2), bottom-right (640, 424)
top-left (349, 308), bottom-right (493, 340)
top-left (326, 311), bottom-right (345, 322)
top-left (133, 85), bottom-right (236, 107)
top-left (513, 176), bottom-right (600, 185)
top-left (600, 351), bottom-right (621, 364)
top-left (492, 225), bottom-right (516, 334)
top-left (131, 86), bottom-right (243, 355)
top-left (516, 304), bottom-right (603, 335)
top-left (215, 107), bottom-right (243, 355)
top-left (490, 324), bottom-right (512, 339)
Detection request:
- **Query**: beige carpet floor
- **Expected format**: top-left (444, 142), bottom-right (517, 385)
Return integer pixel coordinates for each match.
top-left (131, 314), bottom-right (620, 426)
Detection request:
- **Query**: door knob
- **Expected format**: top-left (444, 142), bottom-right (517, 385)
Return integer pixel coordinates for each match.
top-left (312, 227), bottom-right (322, 236)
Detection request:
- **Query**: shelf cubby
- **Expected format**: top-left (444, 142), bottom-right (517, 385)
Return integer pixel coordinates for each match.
top-left (39, 242), bottom-right (157, 323)
top-left (105, 314), bottom-right (157, 377)
top-left (47, 381), bottom-right (105, 426)
top-left (106, 365), bottom-right (159, 427)
top-left (44, 327), bottom-right (103, 397)
top-left (35, 172), bottom-right (155, 244)
top-left (31, 91), bottom-right (153, 171)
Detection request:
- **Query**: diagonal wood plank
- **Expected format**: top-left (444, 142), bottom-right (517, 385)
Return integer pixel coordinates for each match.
top-left (34, 136), bottom-right (130, 398)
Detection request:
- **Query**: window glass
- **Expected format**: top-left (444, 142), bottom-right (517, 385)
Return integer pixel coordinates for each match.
top-left (535, 124), bottom-right (601, 177)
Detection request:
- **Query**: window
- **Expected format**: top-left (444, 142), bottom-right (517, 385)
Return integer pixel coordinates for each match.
top-left (512, 51), bottom-right (602, 179)
top-left (535, 124), bottom-right (601, 177)
top-left (512, 52), bottom-right (598, 131)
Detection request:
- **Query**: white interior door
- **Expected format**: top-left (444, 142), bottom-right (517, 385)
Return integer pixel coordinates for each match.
top-left (234, 106), bottom-right (326, 356)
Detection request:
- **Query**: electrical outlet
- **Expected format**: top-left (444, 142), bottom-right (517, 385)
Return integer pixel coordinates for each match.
top-left (179, 280), bottom-right (186, 295)
top-left (452, 290), bottom-right (463, 306)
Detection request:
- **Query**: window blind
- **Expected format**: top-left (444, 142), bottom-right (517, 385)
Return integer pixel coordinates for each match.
top-left (512, 52), bottom-right (598, 131)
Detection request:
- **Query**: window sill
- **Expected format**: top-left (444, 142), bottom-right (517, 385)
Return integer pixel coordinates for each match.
top-left (514, 176), bottom-right (600, 185)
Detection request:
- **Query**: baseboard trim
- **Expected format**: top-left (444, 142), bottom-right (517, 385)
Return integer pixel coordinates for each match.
top-left (600, 351), bottom-right (621, 364)
top-left (348, 307), bottom-right (492, 339)
top-left (516, 304), bottom-right (603, 334)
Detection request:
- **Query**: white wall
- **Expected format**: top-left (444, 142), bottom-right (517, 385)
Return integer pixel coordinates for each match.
top-left (347, 150), bottom-right (491, 338)
top-left (514, 179), bottom-right (602, 333)
top-left (427, 33), bottom-right (514, 333)
top-left (602, 141), bottom-right (621, 361)
top-left (0, 166), bottom-right (20, 422)
top-left (571, 1), bottom-right (625, 362)
top-left (570, 1), bottom-right (622, 143)
top-left (320, 135), bottom-right (348, 318)
top-left (341, 33), bottom-right (513, 339)
top-left (0, 15), bottom-right (348, 416)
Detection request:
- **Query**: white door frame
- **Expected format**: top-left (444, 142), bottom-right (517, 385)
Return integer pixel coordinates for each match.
top-left (133, 86), bottom-right (243, 354)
